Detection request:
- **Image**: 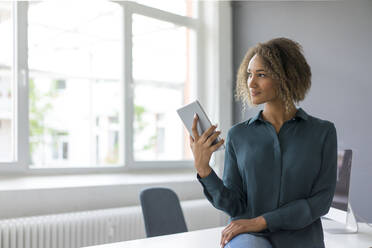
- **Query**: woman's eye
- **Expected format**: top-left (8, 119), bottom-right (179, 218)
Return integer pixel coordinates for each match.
top-left (247, 73), bottom-right (265, 78)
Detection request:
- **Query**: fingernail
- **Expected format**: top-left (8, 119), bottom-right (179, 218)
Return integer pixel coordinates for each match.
top-left (224, 240), bottom-right (228, 244)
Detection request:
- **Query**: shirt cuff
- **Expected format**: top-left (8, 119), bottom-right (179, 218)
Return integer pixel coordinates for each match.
top-left (196, 169), bottom-right (222, 191)
top-left (262, 210), bottom-right (282, 232)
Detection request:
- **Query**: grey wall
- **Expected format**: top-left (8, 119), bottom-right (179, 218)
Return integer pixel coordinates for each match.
top-left (232, 1), bottom-right (372, 221)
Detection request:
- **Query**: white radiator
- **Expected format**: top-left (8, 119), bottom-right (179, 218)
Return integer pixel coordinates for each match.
top-left (0, 199), bottom-right (223, 248)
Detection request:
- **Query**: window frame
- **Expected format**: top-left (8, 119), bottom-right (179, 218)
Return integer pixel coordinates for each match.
top-left (0, 1), bottom-right (233, 175)
top-left (0, 2), bottom-right (29, 173)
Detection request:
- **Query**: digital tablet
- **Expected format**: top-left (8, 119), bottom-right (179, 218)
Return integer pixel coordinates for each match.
top-left (176, 100), bottom-right (225, 151)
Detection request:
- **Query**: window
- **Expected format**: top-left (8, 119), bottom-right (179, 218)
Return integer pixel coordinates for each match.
top-left (28, 1), bottom-right (122, 168)
top-left (132, 14), bottom-right (196, 161)
top-left (0, 2), bottom-right (15, 162)
top-left (1, 0), bottom-right (202, 170)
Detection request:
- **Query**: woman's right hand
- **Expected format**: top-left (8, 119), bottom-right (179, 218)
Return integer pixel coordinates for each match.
top-left (189, 114), bottom-right (225, 178)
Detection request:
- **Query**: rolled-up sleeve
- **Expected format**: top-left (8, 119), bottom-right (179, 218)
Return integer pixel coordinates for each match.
top-left (197, 130), bottom-right (247, 217)
top-left (262, 123), bottom-right (338, 232)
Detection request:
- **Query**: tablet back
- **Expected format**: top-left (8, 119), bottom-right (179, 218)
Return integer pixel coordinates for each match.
top-left (177, 100), bottom-right (225, 151)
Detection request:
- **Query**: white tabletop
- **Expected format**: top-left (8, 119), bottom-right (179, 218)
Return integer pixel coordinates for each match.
top-left (85, 227), bottom-right (222, 248)
top-left (323, 219), bottom-right (372, 247)
top-left (86, 220), bottom-right (372, 248)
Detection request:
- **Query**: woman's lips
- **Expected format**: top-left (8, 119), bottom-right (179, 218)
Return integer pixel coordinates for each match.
top-left (251, 92), bottom-right (260, 96)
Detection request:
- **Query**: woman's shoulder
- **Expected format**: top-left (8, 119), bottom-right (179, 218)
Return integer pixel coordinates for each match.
top-left (306, 112), bottom-right (335, 130)
top-left (226, 120), bottom-right (252, 137)
top-left (303, 111), bottom-right (337, 141)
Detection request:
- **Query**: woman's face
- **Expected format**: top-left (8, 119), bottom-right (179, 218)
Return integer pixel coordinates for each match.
top-left (247, 54), bottom-right (279, 105)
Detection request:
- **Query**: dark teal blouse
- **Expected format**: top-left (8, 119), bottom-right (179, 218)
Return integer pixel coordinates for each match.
top-left (197, 108), bottom-right (337, 248)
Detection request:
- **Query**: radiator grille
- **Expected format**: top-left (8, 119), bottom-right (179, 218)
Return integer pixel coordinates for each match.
top-left (0, 206), bottom-right (145, 248)
top-left (0, 199), bottom-right (223, 248)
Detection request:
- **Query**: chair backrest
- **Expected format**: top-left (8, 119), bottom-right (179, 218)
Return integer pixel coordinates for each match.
top-left (140, 187), bottom-right (188, 237)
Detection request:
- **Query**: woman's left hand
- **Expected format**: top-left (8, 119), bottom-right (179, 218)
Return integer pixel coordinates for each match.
top-left (220, 216), bottom-right (267, 247)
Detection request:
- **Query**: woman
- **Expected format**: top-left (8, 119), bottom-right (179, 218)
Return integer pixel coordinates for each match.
top-left (189, 37), bottom-right (337, 248)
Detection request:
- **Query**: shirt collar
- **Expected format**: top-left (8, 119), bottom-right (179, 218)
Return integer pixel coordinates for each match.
top-left (247, 107), bottom-right (308, 126)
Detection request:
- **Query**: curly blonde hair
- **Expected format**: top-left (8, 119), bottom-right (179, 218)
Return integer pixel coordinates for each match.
top-left (235, 37), bottom-right (312, 114)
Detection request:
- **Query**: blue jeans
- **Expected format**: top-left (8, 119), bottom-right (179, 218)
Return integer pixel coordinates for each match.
top-left (224, 233), bottom-right (273, 248)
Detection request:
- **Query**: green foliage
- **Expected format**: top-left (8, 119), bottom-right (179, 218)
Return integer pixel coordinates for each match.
top-left (134, 105), bottom-right (146, 132)
top-left (134, 104), bottom-right (157, 151)
top-left (142, 134), bottom-right (156, 151)
top-left (29, 78), bottom-right (58, 162)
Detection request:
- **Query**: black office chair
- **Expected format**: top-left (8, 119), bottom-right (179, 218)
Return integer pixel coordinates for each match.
top-left (139, 187), bottom-right (188, 237)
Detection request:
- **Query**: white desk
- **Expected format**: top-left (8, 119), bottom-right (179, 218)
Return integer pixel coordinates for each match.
top-left (86, 220), bottom-right (372, 248)
top-left (323, 219), bottom-right (372, 247)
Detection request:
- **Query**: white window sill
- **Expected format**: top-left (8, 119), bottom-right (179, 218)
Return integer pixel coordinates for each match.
top-left (0, 169), bottom-right (205, 220)
top-left (0, 169), bottom-right (197, 192)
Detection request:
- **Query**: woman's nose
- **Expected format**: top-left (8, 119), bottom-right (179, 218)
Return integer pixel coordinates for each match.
top-left (248, 77), bottom-right (257, 88)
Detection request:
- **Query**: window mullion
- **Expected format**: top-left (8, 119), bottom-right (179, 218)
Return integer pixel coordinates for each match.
top-left (123, 5), bottom-right (134, 168)
top-left (196, 1), bottom-right (204, 108)
top-left (15, 1), bottom-right (29, 170)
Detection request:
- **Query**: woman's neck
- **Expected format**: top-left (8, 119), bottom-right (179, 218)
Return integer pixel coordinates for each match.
top-left (262, 100), bottom-right (297, 126)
